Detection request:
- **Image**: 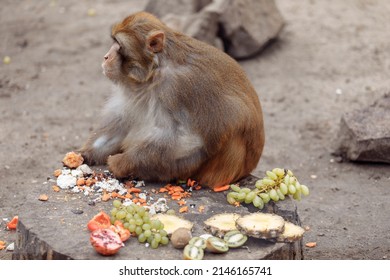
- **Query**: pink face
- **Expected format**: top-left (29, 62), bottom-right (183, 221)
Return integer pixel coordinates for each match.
top-left (102, 42), bottom-right (121, 80)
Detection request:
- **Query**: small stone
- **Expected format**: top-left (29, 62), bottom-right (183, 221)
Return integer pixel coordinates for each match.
top-left (71, 209), bottom-right (84, 215)
top-left (76, 164), bottom-right (93, 175)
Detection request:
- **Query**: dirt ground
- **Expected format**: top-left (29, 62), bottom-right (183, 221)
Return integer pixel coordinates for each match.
top-left (0, 0), bottom-right (389, 260)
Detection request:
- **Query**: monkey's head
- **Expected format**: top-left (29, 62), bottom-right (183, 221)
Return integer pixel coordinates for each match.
top-left (102, 12), bottom-right (167, 84)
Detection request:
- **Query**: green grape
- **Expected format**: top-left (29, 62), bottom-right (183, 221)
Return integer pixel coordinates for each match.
top-left (129, 218), bottom-right (136, 225)
top-left (143, 216), bottom-right (150, 224)
top-left (301, 185), bottom-right (310, 196)
top-left (151, 239), bottom-right (159, 249)
top-left (227, 196), bottom-right (237, 205)
top-left (244, 191), bottom-right (256, 204)
top-left (289, 176), bottom-right (296, 185)
top-left (110, 216), bottom-right (116, 224)
top-left (227, 192), bottom-right (239, 199)
top-left (240, 187), bottom-right (251, 194)
top-left (159, 229), bottom-right (168, 237)
top-left (158, 222), bottom-right (164, 230)
top-left (236, 192), bottom-right (246, 202)
top-left (295, 181), bottom-right (302, 192)
top-left (135, 218), bottom-right (143, 226)
top-left (259, 192), bottom-right (270, 204)
top-left (276, 189), bottom-right (285, 200)
top-left (262, 178), bottom-right (275, 186)
top-left (125, 213), bottom-right (133, 221)
top-left (113, 199), bottom-right (122, 208)
top-left (138, 233), bottom-right (147, 243)
top-left (287, 170), bottom-right (294, 176)
top-left (288, 184), bottom-right (296, 194)
top-left (137, 207), bottom-right (146, 216)
top-left (272, 168), bottom-right (285, 177)
top-left (142, 223), bottom-right (151, 231)
top-left (253, 195), bottom-right (264, 209)
top-left (293, 190), bottom-right (301, 201)
top-left (266, 170), bottom-right (278, 180)
top-left (123, 222), bottom-right (130, 229)
top-left (152, 219), bottom-right (162, 230)
top-left (269, 189), bottom-right (279, 201)
top-left (284, 175), bottom-right (290, 185)
top-left (230, 184), bottom-right (241, 192)
top-left (135, 226), bottom-right (143, 235)
top-left (128, 224), bottom-right (136, 233)
top-left (110, 208), bottom-right (118, 217)
top-left (154, 233), bottom-right (162, 243)
top-left (166, 209), bottom-right (175, 215)
top-left (255, 180), bottom-right (264, 189)
top-left (133, 213), bottom-right (141, 220)
top-left (126, 205), bottom-right (135, 214)
top-left (144, 229), bottom-right (152, 238)
top-left (161, 236), bottom-right (169, 245)
top-left (280, 183), bottom-right (288, 195)
top-left (116, 210), bottom-right (127, 220)
top-left (147, 235), bottom-right (154, 244)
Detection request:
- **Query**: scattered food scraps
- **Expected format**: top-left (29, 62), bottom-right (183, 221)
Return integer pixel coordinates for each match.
top-left (3, 56), bottom-right (11, 65)
top-left (62, 151), bottom-right (84, 168)
top-left (0, 241), bottom-right (6, 250)
top-left (38, 194), bottom-right (49, 201)
top-left (6, 216), bottom-right (18, 230)
top-left (305, 242), bottom-right (317, 248)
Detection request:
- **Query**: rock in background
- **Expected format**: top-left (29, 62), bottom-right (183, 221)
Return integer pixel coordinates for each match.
top-left (336, 94), bottom-right (390, 164)
top-left (145, 0), bottom-right (284, 59)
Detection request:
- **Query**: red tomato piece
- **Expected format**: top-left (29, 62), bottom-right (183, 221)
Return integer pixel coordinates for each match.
top-left (87, 211), bottom-right (111, 232)
top-left (90, 228), bottom-right (124, 256)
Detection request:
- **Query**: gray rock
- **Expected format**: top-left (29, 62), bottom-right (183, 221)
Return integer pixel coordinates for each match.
top-left (218, 0), bottom-right (285, 59)
top-left (146, 0), bottom-right (284, 59)
top-left (336, 94), bottom-right (390, 163)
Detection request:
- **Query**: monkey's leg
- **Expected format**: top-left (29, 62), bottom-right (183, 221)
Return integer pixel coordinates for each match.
top-left (79, 121), bottom-right (127, 165)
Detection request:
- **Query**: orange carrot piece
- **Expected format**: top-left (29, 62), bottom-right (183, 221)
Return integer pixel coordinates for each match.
top-left (125, 193), bottom-right (133, 199)
top-left (159, 187), bottom-right (169, 193)
top-left (128, 187), bottom-right (141, 193)
top-left (111, 192), bottom-right (119, 198)
top-left (213, 185), bottom-right (230, 192)
top-left (179, 206), bottom-right (189, 213)
top-left (198, 205), bottom-right (205, 213)
top-left (177, 200), bottom-right (186, 206)
top-left (138, 198), bottom-right (146, 204)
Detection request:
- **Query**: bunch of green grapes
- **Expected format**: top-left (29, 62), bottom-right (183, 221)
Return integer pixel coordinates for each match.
top-left (110, 200), bottom-right (169, 249)
top-left (226, 168), bottom-right (309, 209)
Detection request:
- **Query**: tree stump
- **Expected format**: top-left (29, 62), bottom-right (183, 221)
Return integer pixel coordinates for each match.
top-left (13, 173), bottom-right (303, 260)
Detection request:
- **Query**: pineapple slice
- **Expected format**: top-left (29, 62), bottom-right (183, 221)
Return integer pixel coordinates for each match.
top-left (236, 212), bottom-right (285, 239)
top-left (204, 213), bottom-right (241, 238)
top-left (276, 221), bottom-right (305, 242)
top-left (151, 214), bottom-right (193, 236)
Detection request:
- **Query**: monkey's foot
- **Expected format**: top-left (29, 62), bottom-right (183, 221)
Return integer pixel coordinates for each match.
top-left (107, 153), bottom-right (134, 178)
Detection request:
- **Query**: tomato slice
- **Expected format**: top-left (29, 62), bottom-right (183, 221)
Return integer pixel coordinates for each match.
top-left (110, 220), bottom-right (131, 242)
top-left (7, 216), bottom-right (18, 230)
top-left (87, 211), bottom-right (111, 232)
top-left (90, 228), bottom-right (124, 256)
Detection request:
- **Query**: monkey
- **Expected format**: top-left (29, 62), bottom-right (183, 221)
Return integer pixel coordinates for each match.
top-left (79, 11), bottom-right (265, 189)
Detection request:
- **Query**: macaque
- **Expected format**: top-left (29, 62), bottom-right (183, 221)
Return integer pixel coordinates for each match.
top-left (80, 12), bottom-right (265, 188)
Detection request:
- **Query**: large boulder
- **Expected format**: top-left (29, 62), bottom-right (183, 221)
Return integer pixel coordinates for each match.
top-left (336, 94), bottom-right (390, 164)
top-left (144, 0), bottom-right (284, 59)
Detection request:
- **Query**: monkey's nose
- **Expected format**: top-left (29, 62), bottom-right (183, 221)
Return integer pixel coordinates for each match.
top-left (104, 55), bottom-right (109, 60)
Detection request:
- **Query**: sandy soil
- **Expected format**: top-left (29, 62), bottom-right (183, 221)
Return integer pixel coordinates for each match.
top-left (0, 0), bottom-right (389, 260)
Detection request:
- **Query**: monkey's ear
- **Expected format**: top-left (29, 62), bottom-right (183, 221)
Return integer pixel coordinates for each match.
top-left (147, 31), bottom-right (165, 53)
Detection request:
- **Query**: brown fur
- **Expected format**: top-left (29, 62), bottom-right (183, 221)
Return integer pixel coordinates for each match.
top-left (79, 12), bottom-right (265, 188)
